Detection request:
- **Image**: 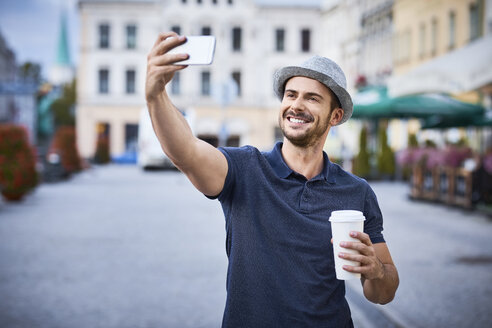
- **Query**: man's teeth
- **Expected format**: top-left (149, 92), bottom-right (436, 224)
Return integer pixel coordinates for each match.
top-left (290, 118), bottom-right (306, 123)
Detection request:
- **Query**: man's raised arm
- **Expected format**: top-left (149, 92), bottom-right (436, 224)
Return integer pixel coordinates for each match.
top-left (145, 32), bottom-right (228, 197)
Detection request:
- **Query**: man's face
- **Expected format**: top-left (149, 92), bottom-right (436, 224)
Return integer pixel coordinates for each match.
top-left (278, 76), bottom-right (343, 148)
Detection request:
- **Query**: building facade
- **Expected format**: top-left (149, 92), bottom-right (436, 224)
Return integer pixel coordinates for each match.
top-left (392, 0), bottom-right (486, 75)
top-left (76, 0), bottom-right (321, 159)
top-left (389, 0), bottom-right (491, 150)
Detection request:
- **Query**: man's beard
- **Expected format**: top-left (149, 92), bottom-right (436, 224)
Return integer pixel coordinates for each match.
top-left (279, 110), bottom-right (330, 148)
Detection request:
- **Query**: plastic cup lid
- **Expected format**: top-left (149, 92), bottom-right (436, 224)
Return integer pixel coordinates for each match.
top-left (329, 210), bottom-right (365, 222)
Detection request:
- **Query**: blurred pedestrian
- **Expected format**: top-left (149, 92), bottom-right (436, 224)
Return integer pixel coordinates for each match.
top-left (145, 32), bottom-right (399, 328)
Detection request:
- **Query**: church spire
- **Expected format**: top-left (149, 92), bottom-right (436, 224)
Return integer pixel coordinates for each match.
top-left (49, 8), bottom-right (74, 86)
top-left (56, 10), bottom-right (70, 66)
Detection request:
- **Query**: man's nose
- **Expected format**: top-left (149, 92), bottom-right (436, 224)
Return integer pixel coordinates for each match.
top-left (291, 97), bottom-right (305, 111)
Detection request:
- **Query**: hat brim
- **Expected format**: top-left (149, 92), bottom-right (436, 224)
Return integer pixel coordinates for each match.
top-left (273, 66), bottom-right (353, 125)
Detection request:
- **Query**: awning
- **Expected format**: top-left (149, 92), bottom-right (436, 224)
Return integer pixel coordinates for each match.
top-left (422, 111), bottom-right (492, 129)
top-left (388, 35), bottom-right (492, 97)
top-left (352, 86), bottom-right (484, 120)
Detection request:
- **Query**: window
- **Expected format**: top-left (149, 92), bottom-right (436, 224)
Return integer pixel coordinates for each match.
top-left (275, 28), bottom-right (285, 52)
top-left (469, 2), bottom-right (481, 41)
top-left (125, 124), bottom-right (138, 152)
top-left (201, 71), bottom-right (211, 96)
top-left (226, 135), bottom-right (240, 147)
top-left (202, 26), bottom-right (212, 36)
top-left (171, 25), bottom-right (181, 35)
top-left (98, 69), bottom-right (109, 94)
top-left (126, 69), bottom-right (135, 94)
top-left (449, 11), bottom-right (456, 49)
top-left (99, 24), bottom-right (110, 49)
top-left (126, 25), bottom-right (137, 49)
top-left (171, 72), bottom-right (180, 95)
top-left (419, 23), bottom-right (426, 57)
top-left (232, 27), bottom-right (242, 51)
top-left (301, 28), bottom-right (310, 52)
top-left (431, 19), bottom-right (438, 56)
top-left (232, 71), bottom-right (241, 96)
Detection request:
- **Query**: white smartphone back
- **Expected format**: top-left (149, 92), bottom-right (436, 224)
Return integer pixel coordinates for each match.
top-left (169, 36), bottom-right (216, 65)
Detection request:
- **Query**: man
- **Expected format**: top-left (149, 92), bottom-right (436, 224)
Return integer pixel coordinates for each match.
top-left (146, 32), bottom-right (399, 328)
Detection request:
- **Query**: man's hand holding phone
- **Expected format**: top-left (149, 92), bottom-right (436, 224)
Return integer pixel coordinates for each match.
top-left (146, 32), bottom-right (216, 102)
top-left (145, 32), bottom-right (189, 102)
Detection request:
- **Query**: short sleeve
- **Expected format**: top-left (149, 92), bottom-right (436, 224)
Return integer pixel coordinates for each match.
top-left (363, 185), bottom-right (385, 244)
top-left (204, 147), bottom-right (236, 201)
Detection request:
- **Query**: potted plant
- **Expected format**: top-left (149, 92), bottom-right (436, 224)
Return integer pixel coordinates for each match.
top-left (0, 124), bottom-right (38, 201)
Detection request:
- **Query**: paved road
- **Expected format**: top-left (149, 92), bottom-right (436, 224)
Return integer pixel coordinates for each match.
top-left (0, 165), bottom-right (491, 328)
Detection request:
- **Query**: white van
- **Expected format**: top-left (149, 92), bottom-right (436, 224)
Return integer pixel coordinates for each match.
top-left (137, 107), bottom-right (194, 170)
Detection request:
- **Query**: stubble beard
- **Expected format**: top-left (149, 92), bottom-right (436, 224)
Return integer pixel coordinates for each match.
top-left (278, 111), bottom-right (330, 148)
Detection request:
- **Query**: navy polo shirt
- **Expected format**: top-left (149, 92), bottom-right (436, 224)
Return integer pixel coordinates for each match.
top-left (210, 142), bottom-right (385, 328)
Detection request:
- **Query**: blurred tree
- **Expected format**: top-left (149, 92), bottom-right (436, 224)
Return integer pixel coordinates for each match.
top-left (377, 122), bottom-right (395, 178)
top-left (51, 79), bottom-right (76, 127)
top-left (353, 125), bottom-right (370, 178)
top-left (408, 133), bottom-right (418, 148)
top-left (18, 62), bottom-right (41, 83)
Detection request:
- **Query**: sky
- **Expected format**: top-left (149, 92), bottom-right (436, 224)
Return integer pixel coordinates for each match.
top-left (0, 0), bottom-right (320, 79)
top-left (0, 0), bottom-right (79, 78)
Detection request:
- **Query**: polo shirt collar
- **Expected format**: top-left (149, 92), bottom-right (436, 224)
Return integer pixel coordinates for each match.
top-left (265, 142), bottom-right (336, 183)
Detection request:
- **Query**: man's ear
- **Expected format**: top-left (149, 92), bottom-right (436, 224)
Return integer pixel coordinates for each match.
top-left (330, 108), bottom-right (344, 125)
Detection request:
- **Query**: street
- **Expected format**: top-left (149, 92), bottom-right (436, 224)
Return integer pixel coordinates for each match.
top-left (1, 165), bottom-right (491, 328)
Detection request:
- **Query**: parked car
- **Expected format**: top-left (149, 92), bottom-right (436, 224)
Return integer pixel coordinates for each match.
top-left (137, 107), bottom-right (195, 170)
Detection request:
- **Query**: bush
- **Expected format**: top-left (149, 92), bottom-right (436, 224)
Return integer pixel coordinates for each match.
top-left (353, 126), bottom-right (370, 178)
top-left (48, 126), bottom-right (82, 174)
top-left (408, 133), bottom-right (418, 148)
top-left (94, 136), bottom-right (111, 164)
top-left (0, 124), bottom-right (38, 201)
top-left (376, 125), bottom-right (395, 178)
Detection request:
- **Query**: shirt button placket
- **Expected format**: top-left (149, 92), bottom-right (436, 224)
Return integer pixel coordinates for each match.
top-left (300, 182), bottom-right (310, 212)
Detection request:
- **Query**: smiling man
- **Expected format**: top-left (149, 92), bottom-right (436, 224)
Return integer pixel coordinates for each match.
top-left (146, 33), bottom-right (399, 328)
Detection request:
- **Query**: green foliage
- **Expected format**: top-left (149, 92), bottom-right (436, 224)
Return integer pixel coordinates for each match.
top-left (18, 62), bottom-right (41, 82)
top-left (0, 124), bottom-right (38, 201)
top-left (353, 126), bottom-right (370, 178)
top-left (424, 139), bottom-right (437, 148)
top-left (94, 136), bottom-right (111, 164)
top-left (51, 79), bottom-right (76, 127)
top-left (376, 124), bottom-right (395, 177)
top-left (408, 133), bottom-right (418, 148)
top-left (49, 126), bottom-right (82, 173)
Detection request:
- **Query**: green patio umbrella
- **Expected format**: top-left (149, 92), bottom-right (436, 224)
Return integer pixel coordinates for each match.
top-left (421, 112), bottom-right (492, 129)
top-left (352, 86), bottom-right (485, 119)
top-left (352, 86), bottom-right (393, 119)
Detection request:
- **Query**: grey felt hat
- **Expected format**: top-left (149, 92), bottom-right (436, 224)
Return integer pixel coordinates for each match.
top-left (273, 55), bottom-right (353, 125)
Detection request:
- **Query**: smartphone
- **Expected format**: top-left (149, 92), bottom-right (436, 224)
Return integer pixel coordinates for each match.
top-left (169, 36), bottom-right (216, 65)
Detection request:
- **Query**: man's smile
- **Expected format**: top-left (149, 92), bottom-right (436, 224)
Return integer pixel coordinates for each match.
top-left (284, 111), bottom-right (314, 126)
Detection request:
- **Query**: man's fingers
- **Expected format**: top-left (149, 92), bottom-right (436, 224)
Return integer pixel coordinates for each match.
top-left (152, 31), bottom-right (178, 49)
top-left (350, 231), bottom-right (372, 246)
top-left (150, 33), bottom-right (186, 58)
top-left (150, 53), bottom-right (189, 67)
top-left (340, 240), bottom-right (373, 256)
top-left (339, 252), bottom-right (369, 264)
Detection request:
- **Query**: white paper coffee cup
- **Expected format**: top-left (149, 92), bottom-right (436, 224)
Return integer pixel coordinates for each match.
top-left (329, 210), bottom-right (365, 280)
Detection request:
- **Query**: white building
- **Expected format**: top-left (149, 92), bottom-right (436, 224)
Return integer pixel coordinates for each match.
top-left (76, 0), bottom-right (322, 159)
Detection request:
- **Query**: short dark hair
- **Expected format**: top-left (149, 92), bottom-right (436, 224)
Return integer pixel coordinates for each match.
top-left (328, 88), bottom-right (342, 111)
